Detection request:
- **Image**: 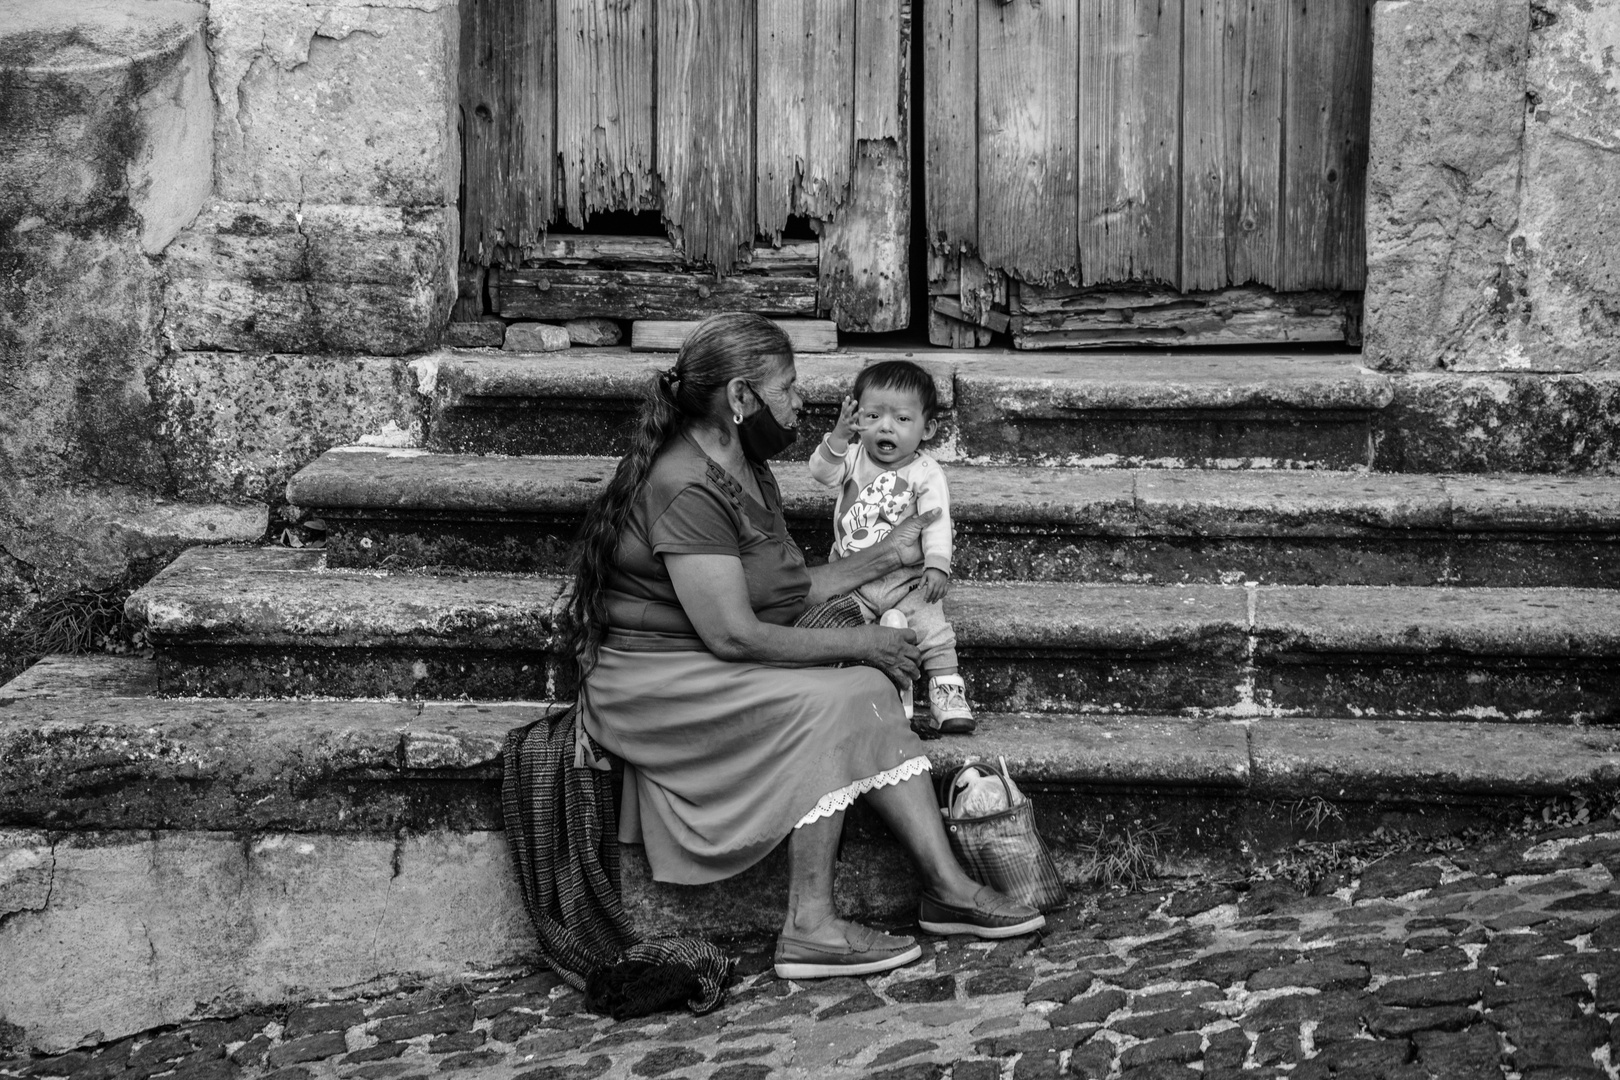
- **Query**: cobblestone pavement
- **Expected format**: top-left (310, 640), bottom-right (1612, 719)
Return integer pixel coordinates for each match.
top-left (13, 821), bottom-right (1620, 1080)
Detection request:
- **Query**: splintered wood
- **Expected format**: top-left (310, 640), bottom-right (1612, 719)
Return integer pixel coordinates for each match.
top-left (924, 0), bottom-right (1371, 349)
top-left (460, 0), bottom-right (555, 264)
top-left (1010, 283), bottom-right (1352, 348)
top-left (556, 0), bottom-right (656, 227)
top-left (489, 235), bottom-right (820, 321)
top-left (460, 0), bottom-right (911, 333)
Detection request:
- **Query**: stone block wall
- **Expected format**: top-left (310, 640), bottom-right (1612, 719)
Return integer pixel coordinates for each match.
top-left (0, 0), bottom-right (460, 682)
top-left (1364, 0), bottom-right (1619, 372)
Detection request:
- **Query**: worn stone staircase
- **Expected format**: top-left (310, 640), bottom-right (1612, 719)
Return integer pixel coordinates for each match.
top-left (6, 346), bottom-right (1620, 1050)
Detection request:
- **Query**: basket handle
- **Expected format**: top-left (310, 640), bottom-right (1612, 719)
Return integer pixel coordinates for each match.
top-left (937, 756), bottom-right (1017, 816)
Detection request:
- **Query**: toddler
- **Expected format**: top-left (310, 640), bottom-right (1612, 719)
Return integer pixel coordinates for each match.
top-left (808, 360), bottom-right (974, 736)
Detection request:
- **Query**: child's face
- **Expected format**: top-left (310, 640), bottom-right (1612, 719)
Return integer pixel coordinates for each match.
top-left (855, 384), bottom-right (937, 466)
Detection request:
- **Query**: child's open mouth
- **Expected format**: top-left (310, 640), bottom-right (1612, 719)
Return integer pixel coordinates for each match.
top-left (875, 439), bottom-right (898, 454)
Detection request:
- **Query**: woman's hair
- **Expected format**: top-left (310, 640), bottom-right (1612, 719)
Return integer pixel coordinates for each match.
top-left (566, 312), bottom-right (795, 673)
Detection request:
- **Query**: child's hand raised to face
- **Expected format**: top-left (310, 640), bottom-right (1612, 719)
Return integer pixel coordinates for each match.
top-left (921, 567), bottom-right (952, 603)
top-left (830, 393), bottom-right (861, 448)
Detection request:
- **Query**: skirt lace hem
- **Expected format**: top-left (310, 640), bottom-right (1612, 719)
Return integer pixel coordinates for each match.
top-left (792, 756), bottom-right (932, 829)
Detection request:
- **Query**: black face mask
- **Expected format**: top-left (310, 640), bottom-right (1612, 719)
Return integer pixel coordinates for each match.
top-left (736, 383), bottom-right (799, 462)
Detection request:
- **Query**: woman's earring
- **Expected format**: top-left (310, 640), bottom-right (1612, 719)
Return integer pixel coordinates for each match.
top-left (733, 412), bottom-right (744, 425)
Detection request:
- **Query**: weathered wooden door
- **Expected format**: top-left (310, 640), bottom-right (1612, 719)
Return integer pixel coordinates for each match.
top-left (924, 0), bottom-right (1373, 348)
top-left (458, 0), bottom-right (912, 334)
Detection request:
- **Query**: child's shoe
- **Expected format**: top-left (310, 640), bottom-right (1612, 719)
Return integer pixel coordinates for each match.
top-left (927, 675), bottom-right (976, 735)
top-left (879, 609), bottom-right (914, 720)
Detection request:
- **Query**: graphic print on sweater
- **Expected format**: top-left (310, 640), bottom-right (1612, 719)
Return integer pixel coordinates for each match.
top-left (837, 470), bottom-right (916, 554)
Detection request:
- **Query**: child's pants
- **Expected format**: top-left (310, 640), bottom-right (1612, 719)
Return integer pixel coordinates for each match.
top-left (854, 565), bottom-right (959, 675)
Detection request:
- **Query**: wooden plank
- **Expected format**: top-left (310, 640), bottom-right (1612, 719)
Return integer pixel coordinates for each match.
top-left (1182, 0), bottom-right (1285, 289)
top-left (1280, 0), bottom-right (1374, 290)
top-left (518, 235), bottom-right (819, 275)
top-left (452, 263), bottom-right (486, 321)
top-left (933, 297), bottom-right (1010, 335)
top-left (819, 0), bottom-right (910, 332)
top-left (929, 308), bottom-right (994, 348)
top-left (957, 254), bottom-right (1008, 326)
top-left (1009, 285), bottom-right (1351, 346)
top-left (923, 0), bottom-right (978, 254)
top-left (556, 0), bottom-right (656, 227)
top-left (491, 267), bottom-right (819, 321)
top-left (1077, 0), bottom-right (1182, 287)
top-left (657, 0), bottom-right (756, 274)
top-left (631, 319), bottom-right (840, 353)
top-left (978, 0), bottom-right (1078, 281)
top-left (755, 0), bottom-right (856, 242)
top-left (459, 0), bottom-right (555, 264)
top-left (854, 0), bottom-right (902, 141)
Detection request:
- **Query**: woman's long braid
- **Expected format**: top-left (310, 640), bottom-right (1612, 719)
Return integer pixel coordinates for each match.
top-left (568, 372), bottom-right (681, 673)
top-left (566, 312), bottom-right (794, 674)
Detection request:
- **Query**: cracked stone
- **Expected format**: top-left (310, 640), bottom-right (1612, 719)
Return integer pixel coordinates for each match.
top-left (228, 1038), bottom-right (270, 1067)
top-left (265, 1034), bottom-right (346, 1069)
top-left (1133, 986), bottom-right (1222, 1012)
top-left (1066, 1045), bottom-right (1114, 1079)
top-left (486, 1011), bottom-right (545, 1044)
top-left (1377, 969), bottom-right (1491, 1007)
top-left (975, 1028), bottom-right (1097, 1058)
top-left (815, 991), bottom-right (885, 1020)
top-left (887, 976), bottom-right (956, 1004)
top-left (427, 1032), bottom-right (484, 1054)
top-left (710, 1045), bottom-right (773, 1064)
top-left (372, 1006), bottom-right (473, 1043)
top-left (1167, 886), bottom-right (1239, 917)
top-left (1025, 971), bottom-right (1094, 1004)
top-left (1204, 1027), bottom-right (1248, 1069)
top-left (950, 1063), bottom-right (998, 1080)
top-left (284, 1004), bottom-right (365, 1038)
top-left (629, 1046), bottom-right (704, 1077)
top-left (964, 970), bottom-right (1034, 997)
top-left (1248, 959), bottom-right (1368, 993)
top-left (709, 1066), bottom-right (772, 1080)
top-left (1183, 949), bottom-right (1300, 985)
top-left (1356, 856), bottom-right (1444, 900)
top-left (1119, 1032), bottom-right (1202, 1069)
top-left (437, 1051), bottom-right (502, 1071)
top-left (870, 1040), bottom-right (940, 1069)
top-left (511, 1054), bottom-right (611, 1080)
top-left (1048, 989), bottom-right (1126, 1026)
top-left (1414, 1027), bottom-right (1500, 1080)
top-left (131, 1036), bottom-right (193, 1067)
top-left (1366, 1005), bottom-right (1477, 1037)
top-left (1112, 1008), bottom-right (1207, 1039)
top-left (1012, 1050), bottom-right (1062, 1080)
top-left (340, 1043), bottom-right (410, 1066)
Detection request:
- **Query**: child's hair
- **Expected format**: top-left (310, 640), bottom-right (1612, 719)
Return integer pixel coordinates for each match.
top-left (852, 360), bottom-right (939, 420)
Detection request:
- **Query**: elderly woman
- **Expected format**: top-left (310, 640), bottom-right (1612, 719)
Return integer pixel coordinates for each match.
top-left (567, 312), bottom-right (1043, 980)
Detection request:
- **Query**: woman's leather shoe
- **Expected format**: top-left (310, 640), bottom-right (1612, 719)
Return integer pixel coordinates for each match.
top-left (773, 923), bottom-right (923, 980)
top-left (918, 887), bottom-right (1045, 939)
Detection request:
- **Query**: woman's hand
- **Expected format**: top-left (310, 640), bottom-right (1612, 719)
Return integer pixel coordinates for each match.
top-left (862, 624), bottom-right (921, 690)
top-left (881, 508), bottom-right (942, 569)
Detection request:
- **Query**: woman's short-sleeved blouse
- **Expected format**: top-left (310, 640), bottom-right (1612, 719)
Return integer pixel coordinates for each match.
top-left (603, 434), bottom-right (812, 636)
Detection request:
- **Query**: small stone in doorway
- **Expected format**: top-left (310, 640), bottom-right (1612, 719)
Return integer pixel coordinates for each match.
top-left (565, 318), bottom-right (622, 347)
top-left (504, 322), bottom-right (571, 352)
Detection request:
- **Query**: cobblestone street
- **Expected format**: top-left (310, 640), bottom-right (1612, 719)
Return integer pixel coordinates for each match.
top-left (12, 819), bottom-right (1620, 1080)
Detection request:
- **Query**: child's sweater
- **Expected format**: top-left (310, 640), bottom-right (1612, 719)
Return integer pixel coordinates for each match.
top-left (807, 438), bottom-right (953, 576)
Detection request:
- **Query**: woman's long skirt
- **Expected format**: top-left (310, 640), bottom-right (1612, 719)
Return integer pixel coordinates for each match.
top-left (579, 644), bottom-right (932, 886)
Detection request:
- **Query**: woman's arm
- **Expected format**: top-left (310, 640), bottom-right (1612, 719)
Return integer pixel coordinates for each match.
top-left (665, 552), bottom-right (920, 685)
top-left (802, 508), bottom-right (942, 604)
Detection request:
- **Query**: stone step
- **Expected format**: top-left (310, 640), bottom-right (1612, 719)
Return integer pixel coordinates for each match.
top-left (5, 653), bottom-right (1620, 1045)
top-left (289, 447), bottom-right (1620, 587)
top-left (408, 347), bottom-right (1620, 473)
top-left (414, 348), bottom-right (1389, 469)
top-left (124, 547), bottom-right (1620, 721)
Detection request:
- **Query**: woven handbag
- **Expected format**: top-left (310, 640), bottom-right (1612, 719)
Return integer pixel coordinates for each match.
top-left (936, 759), bottom-right (1068, 913)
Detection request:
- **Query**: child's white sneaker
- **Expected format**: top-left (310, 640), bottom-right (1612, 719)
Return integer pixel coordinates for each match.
top-left (927, 675), bottom-right (976, 735)
top-left (878, 609), bottom-right (914, 720)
